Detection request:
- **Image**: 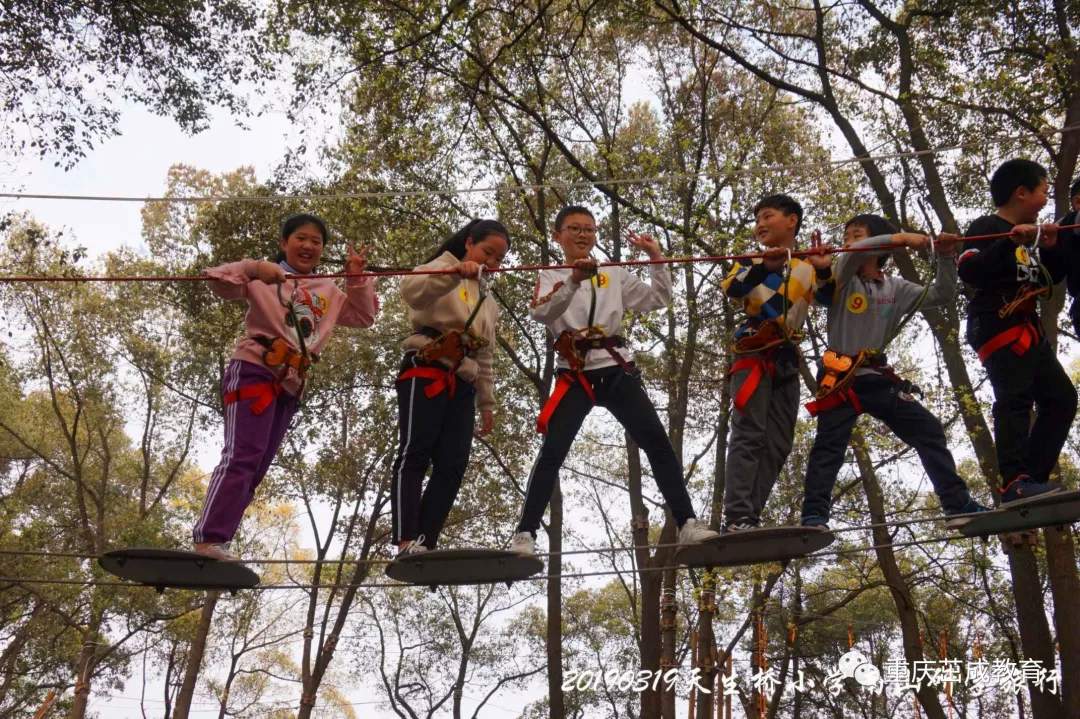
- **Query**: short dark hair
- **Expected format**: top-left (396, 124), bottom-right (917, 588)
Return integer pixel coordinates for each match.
top-left (990, 159), bottom-right (1048, 207)
top-left (554, 205), bottom-right (595, 232)
top-left (1070, 175), bottom-right (1080, 199)
top-left (275, 213), bottom-right (328, 264)
top-left (845, 213), bottom-right (898, 268)
top-left (844, 213), bottom-right (897, 238)
top-left (282, 213), bottom-right (328, 242)
top-left (753, 194), bottom-right (803, 235)
top-left (424, 218), bottom-right (510, 264)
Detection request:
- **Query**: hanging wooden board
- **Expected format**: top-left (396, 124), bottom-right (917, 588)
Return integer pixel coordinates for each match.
top-left (676, 526), bottom-right (835, 568)
top-left (959, 490), bottom-right (1080, 538)
top-left (385, 548), bottom-right (544, 587)
top-left (98, 548), bottom-right (259, 593)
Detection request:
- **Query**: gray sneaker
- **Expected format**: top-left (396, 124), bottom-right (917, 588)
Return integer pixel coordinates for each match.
top-left (509, 531), bottom-right (536, 555)
top-left (678, 518), bottom-right (720, 545)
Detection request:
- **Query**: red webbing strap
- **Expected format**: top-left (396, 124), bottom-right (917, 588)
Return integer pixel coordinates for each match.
top-left (977, 323), bottom-right (1037, 363)
top-left (399, 366), bottom-right (457, 399)
top-left (805, 387), bottom-right (863, 417)
top-left (223, 381), bottom-right (282, 416)
top-left (536, 371), bottom-right (595, 434)
top-left (729, 356), bottom-right (775, 413)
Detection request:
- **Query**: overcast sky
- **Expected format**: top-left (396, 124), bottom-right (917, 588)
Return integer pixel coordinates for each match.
top-left (3, 103), bottom-right (302, 256)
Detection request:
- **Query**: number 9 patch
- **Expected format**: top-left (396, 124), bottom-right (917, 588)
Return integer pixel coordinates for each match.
top-left (846, 292), bottom-right (868, 314)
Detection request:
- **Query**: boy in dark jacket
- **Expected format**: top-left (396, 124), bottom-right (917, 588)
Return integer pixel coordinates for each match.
top-left (957, 159), bottom-right (1076, 503)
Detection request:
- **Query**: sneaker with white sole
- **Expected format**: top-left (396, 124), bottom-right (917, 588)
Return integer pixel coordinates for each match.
top-left (510, 531), bottom-right (536, 555)
top-left (193, 543), bottom-right (239, 561)
top-left (398, 535), bottom-right (429, 557)
top-left (678, 518), bottom-right (720, 545)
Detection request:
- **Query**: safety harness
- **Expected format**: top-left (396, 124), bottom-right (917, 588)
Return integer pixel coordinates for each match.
top-left (804, 226), bottom-right (950, 417)
top-left (223, 277), bottom-right (318, 415)
top-left (398, 266), bottom-right (490, 399)
top-left (727, 249), bottom-right (804, 412)
top-left (535, 268), bottom-right (638, 433)
top-left (974, 226), bottom-right (1052, 365)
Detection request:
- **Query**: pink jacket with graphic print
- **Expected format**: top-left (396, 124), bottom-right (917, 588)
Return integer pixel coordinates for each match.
top-left (205, 259), bottom-right (379, 395)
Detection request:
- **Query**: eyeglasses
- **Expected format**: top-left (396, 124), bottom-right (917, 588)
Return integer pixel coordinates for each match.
top-left (562, 224), bottom-right (597, 236)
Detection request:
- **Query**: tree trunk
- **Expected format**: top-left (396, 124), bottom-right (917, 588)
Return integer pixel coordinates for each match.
top-left (69, 603), bottom-right (107, 719)
top-left (547, 485), bottom-right (565, 719)
top-left (1043, 58), bottom-right (1080, 715)
top-left (630, 430), bottom-right (663, 719)
top-left (852, 431), bottom-right (947, 719)
top-left (173, 592), bottom-right (219, 719)
top-left (695, 572), bottom-right (717, 719)
top-left (69, 629), bottom-right (97, 719)
top-left (0, 600), bottom-right (42, 707)
top-left (661, 564), bottom-right (677, 719)
top-left (1045, 527), bottom-right (1080, 716)
top-left (1004, 537), bottom-right (1066, 718)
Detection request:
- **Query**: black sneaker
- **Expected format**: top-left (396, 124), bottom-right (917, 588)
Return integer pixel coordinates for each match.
top-left (800, 515), bottom-right (830, 531)
top-left (1000, 475), bottom-right (1062, 505)
top-left (722, 517), bottom-right (758, 534)
top-left (944, 500), bottom-right (991, 529)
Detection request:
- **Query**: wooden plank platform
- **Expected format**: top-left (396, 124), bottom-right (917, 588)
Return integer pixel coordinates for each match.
top-left (960, 490), bottom-right (1080, 538)
top-left (675, 525), bottom-right (835, 568)
top-left (385, 548), bottom-right (544, 586)
top-left (98, 548), bottom-right (260, 592)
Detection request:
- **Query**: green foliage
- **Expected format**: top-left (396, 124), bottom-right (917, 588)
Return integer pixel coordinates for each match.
top-left (0, 1), bottom-right (272, 165)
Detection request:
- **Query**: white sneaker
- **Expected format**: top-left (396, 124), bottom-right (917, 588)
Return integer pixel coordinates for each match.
top-left (193, 543), bottom-right (239, 561)
top-left (398, 536), bottom-right (429, 557)
top-left (678, 518), bottom-right (721, 545)
top-left (510, 532), bottom-right (535, 555)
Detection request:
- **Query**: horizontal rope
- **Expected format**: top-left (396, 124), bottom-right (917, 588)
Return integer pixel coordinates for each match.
top-left (0, 503), bottom-right (984, 564)
top-left (0, 495), bottom-right (1050, 566)
top-left (0, 534), bottom-right (964, 590)
top-left (0, 224), bottom-right (1074, 284)
top-left (3, 122), bottom-right (1078, 204)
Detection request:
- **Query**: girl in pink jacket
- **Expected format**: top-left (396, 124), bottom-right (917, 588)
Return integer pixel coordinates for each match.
top-left (193, 213), bottom-right (379, 560)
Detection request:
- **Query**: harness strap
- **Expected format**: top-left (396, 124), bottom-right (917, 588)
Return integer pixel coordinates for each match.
top-left (729, 355), bottom-right (776, 413)
top-left (536, 371), bottom-right (596, 434)
top-left (575, 335), bottom-right (634, 373)
top-left (399, 366), bottom-right (457, 399)
top-left (977, 322), bottom-right (1038, 363)
top-left (805, 386), bottom-right (863, 417)
top-left (223, 381), bottom-right (282, 416)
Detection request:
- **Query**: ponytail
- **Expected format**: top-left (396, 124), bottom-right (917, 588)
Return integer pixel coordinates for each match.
top-left (424, 218), bottom-right (510, 264)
